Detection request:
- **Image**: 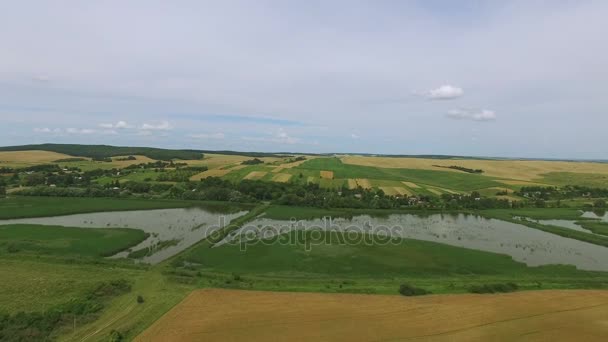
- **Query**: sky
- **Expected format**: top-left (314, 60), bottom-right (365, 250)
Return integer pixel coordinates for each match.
top-left (1, 0), bottom-right (607, 159)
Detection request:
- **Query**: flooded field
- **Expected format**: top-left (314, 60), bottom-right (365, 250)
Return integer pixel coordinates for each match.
top-left (582, 211), bottom-right (608, 221)
top-left (222, 213), bottom-right (608, 271)
top-left (0, 207), bottom-right (247, 263)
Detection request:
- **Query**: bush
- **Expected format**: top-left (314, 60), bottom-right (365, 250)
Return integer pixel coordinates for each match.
top-left (109, 329), bottom-right (124, 342)
top-left (137, 295), bottom-right (145, 304)
top-left (468, 282), bottom-right (518, 294)
top-left (398, 283), bottom-right (430, 296)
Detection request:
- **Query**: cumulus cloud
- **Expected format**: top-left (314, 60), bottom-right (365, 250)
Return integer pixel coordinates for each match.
top-left (189, 132), bottom-right (225, 139)
top-left (428, 85), bottom-right (464, 100)
top-left (99, 121), bottom-right (131, 129)
top-left (446, 109), bottom-right (497, 121)
top-left (141, 121), bottom-right (172, 131)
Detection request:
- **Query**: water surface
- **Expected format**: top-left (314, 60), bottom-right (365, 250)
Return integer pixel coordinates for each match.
top-left (0, 207), bottom-right (247, 263)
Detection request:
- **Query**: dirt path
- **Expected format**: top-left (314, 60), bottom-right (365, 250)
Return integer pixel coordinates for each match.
top-left (135, 289), bottom-right (608, 341)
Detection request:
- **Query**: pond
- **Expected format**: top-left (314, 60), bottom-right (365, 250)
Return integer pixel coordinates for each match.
top-left (219, 213), bottom-right (608, 272)
top-left (0, 207), bottom-right (247, 264)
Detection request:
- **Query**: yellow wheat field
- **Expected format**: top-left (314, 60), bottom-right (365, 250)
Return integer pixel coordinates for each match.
top-left (347, 179), bottom-right (358, 189)
top-left (271, 173), bottom-right (292, 182)
top-left (380, 186), bottom-right (412, 196)
top-left (0, 150), bottom-right (80, 165)
top-left (272, 158), bottom-right (314, 173)
top-left (320, 170), bottom-right (334, 179)
top-left (401, 181), bottom-right (420, 188)
top-left (243, 171), bottom-right (267, 180)
top-left (136, 289), bottom-right (608, 342)
top-left (341, 156), bottom-right (608, 181)
top-left (355, 178), bottom-right (372, 189)
top-left (110, 155), bottom-right (156, 168)
top-left (189, 169), bottom-right (232, 181)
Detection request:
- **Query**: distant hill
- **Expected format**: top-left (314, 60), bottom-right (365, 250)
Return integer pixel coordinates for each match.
top-left (0, 144), bottom-right (203, 161)
top-left (0, 144), bottom-right (301, 161)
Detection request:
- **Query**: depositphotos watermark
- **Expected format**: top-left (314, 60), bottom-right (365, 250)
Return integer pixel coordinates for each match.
top-left (216, 217), bottom-right (405, 251)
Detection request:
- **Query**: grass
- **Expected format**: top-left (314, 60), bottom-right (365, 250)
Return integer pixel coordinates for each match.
top-left (576, 221), bottom-right (608, 236)
top-left (296, 158), bottom-right (500, 191)
top-left (0, 258), bottom-right (143, 314)
top-left (0, 224), bottom-right (148, 258)
top-left (0, 196), bottom-right (200, 219)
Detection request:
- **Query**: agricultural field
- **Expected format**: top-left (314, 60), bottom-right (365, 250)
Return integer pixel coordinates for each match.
top-left (2, 145), bottom-right (608, 341)
top-left (341, 155), bottom-right (608, 181)
top-left (0, 150), bottom-right (79, 168)
top-left (136, 288), bottom-right (608, 342)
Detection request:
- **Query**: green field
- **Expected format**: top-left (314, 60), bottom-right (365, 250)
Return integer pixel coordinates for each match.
top-left (178, 230), bottom-right (608, 295)
top-left (0, 196), bottom-right (198, 219)
top-left (294, 158), bottom-right (501, 191)
top-left (538, 172), bottom-right (608, 188)
top-left (0, 224), bottom-right (148, 258)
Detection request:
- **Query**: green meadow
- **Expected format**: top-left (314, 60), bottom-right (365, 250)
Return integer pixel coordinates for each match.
top-left (0, 224), bottom-right (148, 258)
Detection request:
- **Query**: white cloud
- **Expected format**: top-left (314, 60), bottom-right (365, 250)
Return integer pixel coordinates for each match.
top-left (66, 128), bottom-right (96, 134)
top-left (33, 127), bottom-right (51, 133)
top-left (99, 120), bottom-right (131, 129)
top-left (428, 85), bottom-right (464, 100)
top-left (447, 109), bottom-right (497, 121)
top-left (141, 121), bottom-right (172, 131)
top-left (189, 132), bottom-right (225, 139)
top-left (351, 133), bottom-right (360, 139)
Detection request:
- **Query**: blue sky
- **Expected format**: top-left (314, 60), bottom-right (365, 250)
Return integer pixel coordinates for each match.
top-left (1, 1), bottom-right (607, 158)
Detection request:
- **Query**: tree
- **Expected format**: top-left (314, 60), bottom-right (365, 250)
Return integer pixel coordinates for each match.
top-left (0, 186), bottom-right (6, 198)
top-left (594, 199), bottom-right (606, 208)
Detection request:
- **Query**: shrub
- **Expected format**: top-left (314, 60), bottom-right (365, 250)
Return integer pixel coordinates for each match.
top-left (398, 283), bottom-right (430, 296)
top-left (109, 329), bottom-right (124, 342)
top-left (468, 282), bottom-right (518, 294)
top-left (137, 295), bottom-right (145, 304)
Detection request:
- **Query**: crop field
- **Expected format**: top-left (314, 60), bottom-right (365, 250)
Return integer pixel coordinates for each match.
top-left (0, 150), bottom-right (78, 167)
top-left (379, 186), bottom-right (412, 196)
top-left (136, 288), bottom-right (608, 342)
top-left (402, 181), bottom-right (420, 188)
top-left (341, 155), bottom-right (608, 181)
top-left (243, 171), bottom-right (268, 180)
top-left (272, 158), bottom-right (313, 173)
top-left (183, 153), bottom-right (250, 169)
top-left (354, 178), bottom-right (372, 189)
top-left (295, 158), bottom-right (500, 191)
top-left (189, 168), bottom-right (232, 180)
top-left (320, 170), bottom-right (334, 179)
top-left (271, 173), bottom-right (292, 182)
